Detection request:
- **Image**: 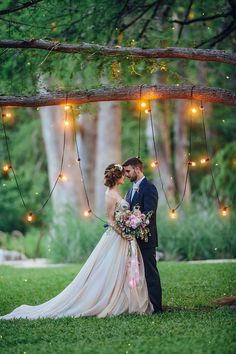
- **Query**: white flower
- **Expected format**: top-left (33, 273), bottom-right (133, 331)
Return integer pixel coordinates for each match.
top-left (114, 164), bottom-right (123, 171)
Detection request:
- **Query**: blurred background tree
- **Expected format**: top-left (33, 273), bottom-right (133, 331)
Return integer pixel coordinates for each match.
top-left (0, 0), bottom-right (235, 260)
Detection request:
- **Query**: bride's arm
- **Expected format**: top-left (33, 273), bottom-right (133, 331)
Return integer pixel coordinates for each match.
top-left (105, 195), bottom-right (127, 239)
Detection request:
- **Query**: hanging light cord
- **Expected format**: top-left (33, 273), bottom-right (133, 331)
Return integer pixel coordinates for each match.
top-left (138, 84), bottom-right (145, 159)
top-left (1, 108), bottom-right (28, 210)
top-left (1, 104), bottom-right (67, 214)
top-left (71, 107), bottom-right (108, 225)
top-left (147, 85), bottom-right (197, 212)
top-left (200, 101), bottom-right (221, 206)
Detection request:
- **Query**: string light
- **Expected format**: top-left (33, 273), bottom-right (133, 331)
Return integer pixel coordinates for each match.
top-left (170, 209), bottom-right (177, 219)
top-left (140, 101), bottom-right (147, 108)
top-left (200, 104), bottom-right (204, 111)
top-left (5, 112), bottom-right (12, 118)
top-left (200, 157), bottom-right (210, 164)
top-left (2, 164), bottom-right (12, 173)
top-left (27, 212), bottom-right (34, 222)
top-left (188, 161), bottom-right (196, 167)
top-left (64, 105), bottom-right (70, 111)
top-left (59, 173), bottom-right (67, 181)
top-left (64, 118), bottom-right (69, 126)
top-left (150, 160), bottom-right (159, 168)
top-left (84, 209), bottom-right (92, 217)
top-left (221, 206), bottom-right (229, 217)
top-left (191, 107), bottom-right (197, 114)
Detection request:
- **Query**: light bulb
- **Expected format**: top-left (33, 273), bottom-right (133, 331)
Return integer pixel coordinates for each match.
top-left (27, 212), bottom-right (33, 222)
top-left (64, 105), bottom-right (70, 111)
top-left (191, 108), bottom-right (197, 114)
top-left (221, 206), bottom-right (228, 217)
top-left (2, 164), bottom-right (11, 172)
top-left (188, 161), bottom-right (196, 167)
top-left (84, 209), bottom-right (92, 217)
top-left (59, 173), bottom-right (67, 181)
top-left (200, 157), bottom-right (210, 164)
top-left (5, 112), bottom-right (12, 118)
top-left (151, 160), bottom-right (159, 168)
top-left (170, 209), bottom-right (177, 219)
top-left (140, 102), bottom-right (147, 108)
top-left (64, 119), bottom-right (69, 126)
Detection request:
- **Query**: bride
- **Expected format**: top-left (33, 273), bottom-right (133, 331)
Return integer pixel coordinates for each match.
top-left (0, 163), bottom-right (153, 320)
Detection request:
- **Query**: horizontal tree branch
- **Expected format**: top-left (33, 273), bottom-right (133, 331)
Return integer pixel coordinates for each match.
top-left (0, 39), bottom-right (235, 65)
top-left (0, 85), bottom-right (235, 107)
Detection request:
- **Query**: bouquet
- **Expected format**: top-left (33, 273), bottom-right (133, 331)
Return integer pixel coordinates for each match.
top-left (114, 204), bottom-right (153, 288)
top-left (114, 204), bottom-right (153, 242)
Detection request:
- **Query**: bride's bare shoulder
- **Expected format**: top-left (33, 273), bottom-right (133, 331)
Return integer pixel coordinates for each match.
top-left (105, 190), bottom-right (122, 204)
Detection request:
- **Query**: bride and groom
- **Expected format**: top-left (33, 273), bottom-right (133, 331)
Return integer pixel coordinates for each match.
top-left (0, 157), bottom-right (162, 320)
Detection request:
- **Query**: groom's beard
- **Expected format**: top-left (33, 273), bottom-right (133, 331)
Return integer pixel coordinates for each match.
top-left (129, 173), bottom-right (138, 182)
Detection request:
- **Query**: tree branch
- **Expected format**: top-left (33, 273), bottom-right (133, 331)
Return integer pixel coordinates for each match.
top-left (172, 11), bottom-right (232, 25)
top-left (138, 1), bottom-right (162, 39)
top-left (0, 0), bottom-right (43, 16)
top-left (196, 20), bottom-right (236, 48)
top-left (0, 85), bottom-right (235, 107)
top-left (0, 39), bottom-right (235, 65)
top-left (176, 0), bottom-right (194, 43)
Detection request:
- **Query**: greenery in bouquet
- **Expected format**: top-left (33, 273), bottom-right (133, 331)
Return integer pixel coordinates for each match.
top-left (114, 204), bottom-right (153, 242)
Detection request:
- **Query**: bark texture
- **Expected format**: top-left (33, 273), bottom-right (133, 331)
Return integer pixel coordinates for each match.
top-left (0, 85), bottom-right (236, 107)
top-left (0, 39), bottom-right (235, 65)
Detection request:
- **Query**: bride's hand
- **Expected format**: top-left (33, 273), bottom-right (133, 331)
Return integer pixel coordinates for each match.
top-left (123, 234), bottom-right (134, 241)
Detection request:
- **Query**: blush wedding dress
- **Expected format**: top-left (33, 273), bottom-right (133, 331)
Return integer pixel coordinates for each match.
top-left (0, 199), bottom-right (153, 320)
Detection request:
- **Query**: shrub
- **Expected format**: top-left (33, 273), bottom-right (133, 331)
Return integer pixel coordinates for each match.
top-left (46, 206), bottom-right (105, 263)
top-left (158, 202), bottom-right (236, 260)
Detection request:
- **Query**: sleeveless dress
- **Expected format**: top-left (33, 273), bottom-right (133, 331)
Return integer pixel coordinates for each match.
top-left (0, 199), bottom-right (153, 320)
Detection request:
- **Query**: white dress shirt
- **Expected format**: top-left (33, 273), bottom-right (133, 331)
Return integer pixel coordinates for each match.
top-left (131, 176), bottom-right (145, 201)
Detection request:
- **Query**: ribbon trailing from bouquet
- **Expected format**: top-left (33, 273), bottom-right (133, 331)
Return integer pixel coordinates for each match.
top-left (128, 240), bottom-right (140, 288)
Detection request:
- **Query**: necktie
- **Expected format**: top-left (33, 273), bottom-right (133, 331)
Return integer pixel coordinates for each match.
top-left (131, 186), bottom-right (138, 201)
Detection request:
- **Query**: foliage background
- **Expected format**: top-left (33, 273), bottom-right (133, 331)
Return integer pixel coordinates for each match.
top-left (0, 0), bottom-right (235, 260)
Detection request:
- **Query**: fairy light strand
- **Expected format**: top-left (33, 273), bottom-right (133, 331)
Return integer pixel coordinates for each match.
top-left (1, 108), bottom-right (27, 209)
top-left (200, 101), bottom-right (223, 208)
top-left (71, 107), bottom-right (107, 224)
top-left (0, 103), bottom-right (68, 216)
top-left (147, 98), bottom-right (191, 212)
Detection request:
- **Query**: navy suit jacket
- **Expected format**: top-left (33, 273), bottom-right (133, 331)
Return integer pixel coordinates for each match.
top-left (125, 178), bottom-right (158, 249)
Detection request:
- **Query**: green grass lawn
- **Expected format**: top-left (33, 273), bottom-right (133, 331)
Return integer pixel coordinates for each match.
top-left (0, 262), bottom-right (235, 354)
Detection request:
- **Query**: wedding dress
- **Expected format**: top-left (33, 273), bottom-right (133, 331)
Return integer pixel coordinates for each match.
top-left (0, 199), bottom-right (153, 320)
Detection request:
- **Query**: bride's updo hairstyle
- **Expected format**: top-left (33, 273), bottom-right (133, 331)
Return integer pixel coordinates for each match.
top-left (104, 163), bottom-right (124, 188)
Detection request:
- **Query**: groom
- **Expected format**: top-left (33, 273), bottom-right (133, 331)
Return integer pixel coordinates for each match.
top-left (122, 157), bottom-right (162, 313)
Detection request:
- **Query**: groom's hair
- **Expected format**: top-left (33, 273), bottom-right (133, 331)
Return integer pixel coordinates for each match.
top-left (122, 157), bottom-right (143, 171)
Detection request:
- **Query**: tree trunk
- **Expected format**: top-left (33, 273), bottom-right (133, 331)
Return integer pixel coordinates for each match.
top-left (94, 101), bottom-right (122, 215)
